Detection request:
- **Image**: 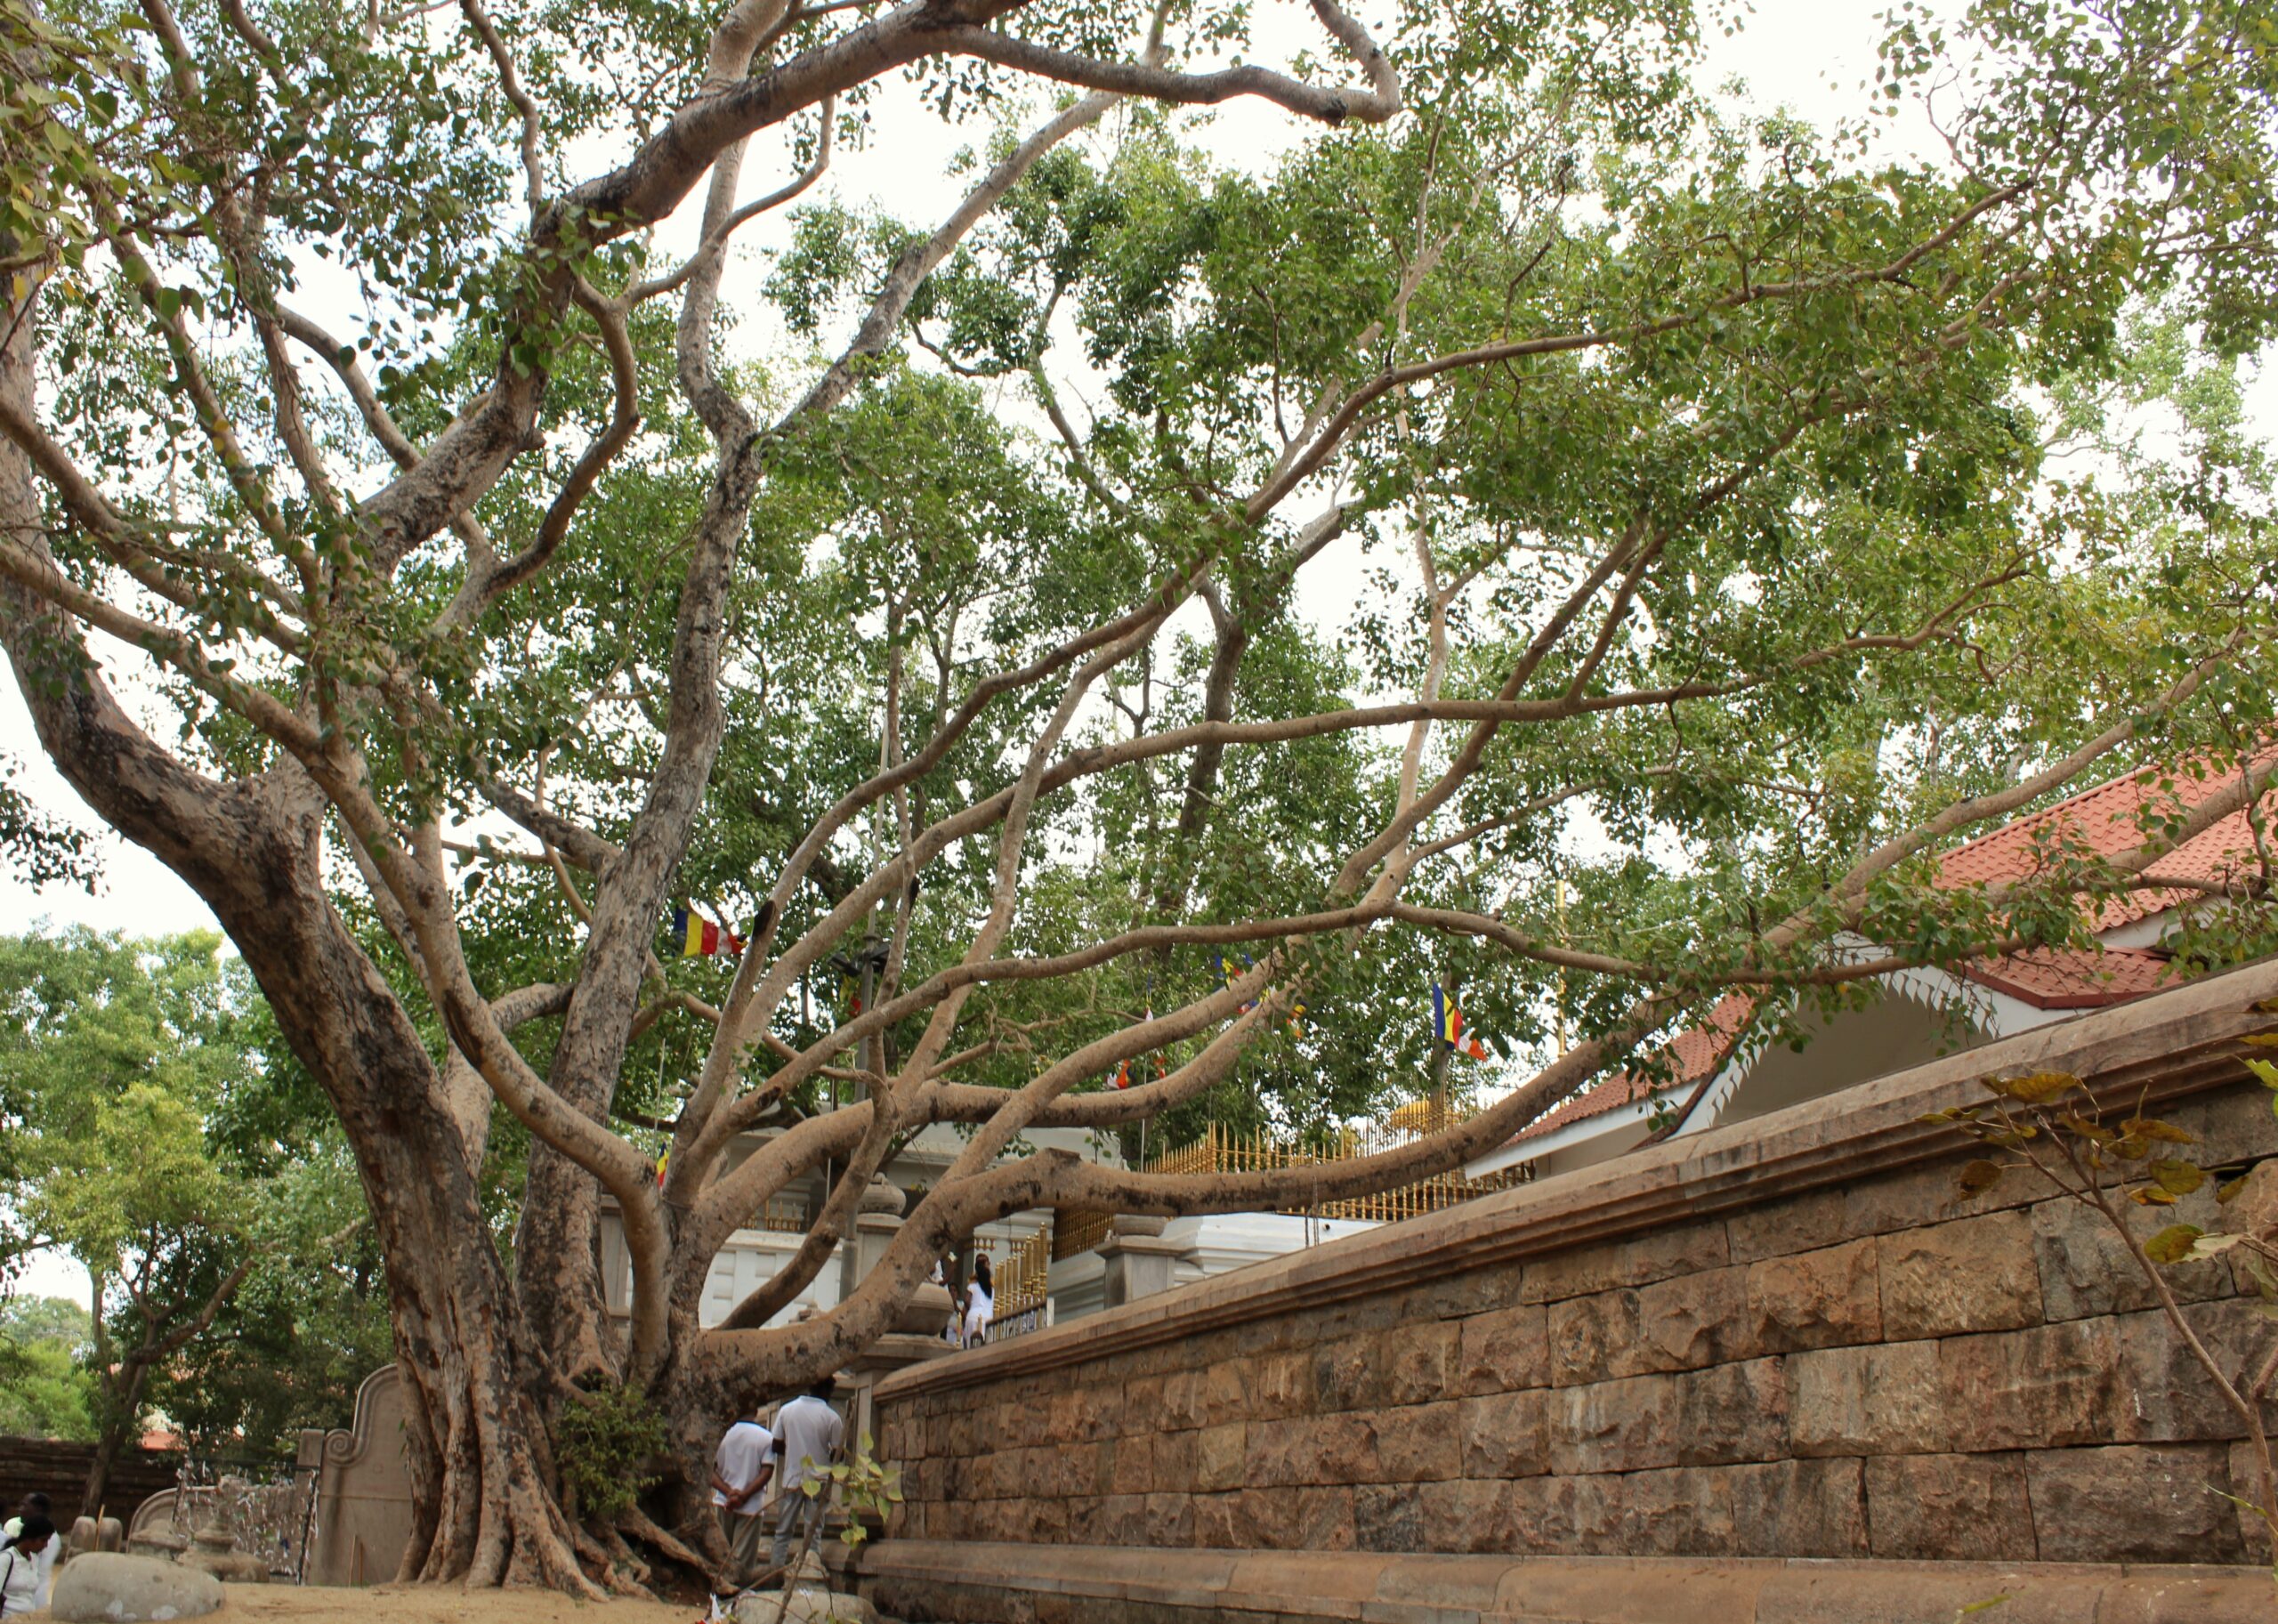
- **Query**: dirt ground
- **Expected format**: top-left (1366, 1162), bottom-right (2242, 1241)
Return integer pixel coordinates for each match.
top-left (213, 1584), bottom-right (709, 1624)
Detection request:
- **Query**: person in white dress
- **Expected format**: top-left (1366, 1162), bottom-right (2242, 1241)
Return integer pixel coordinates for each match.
top-left (0, 1514), bottom-right (55, 1618)
top-left (0, 1496), bottom-right (53, 1614)
top-left (960, 1253), bottom-right (994, 1348)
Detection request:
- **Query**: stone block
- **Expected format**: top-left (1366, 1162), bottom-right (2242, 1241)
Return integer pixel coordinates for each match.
top-left (1788, 1340), bottom-right (1946, 1457)
top-left (1673, 1357), bottom-right (1790, 1466)
top-left (1160, 1369), bottom-right (1209, 1430)
top-left (1143, 1491), bottom-right (1194, 1547)
top-left (1744, 1237), bottom-right (1881, 1352)
top-left (2115, 1301), bottom-right (2278, 1444)
top-left (1370, 1401), bottom-right (1463, 1483)
top-left (1547, 1369), bottom-right (1683, 1475)
top-left (1547, 1360), bottom-right (1782, 1475)
top-left (2229, 1439), bottom-right (2274, 1563)
top-left (1097, 1494), bottom-right (1147, 1545)
top-left (1725, 1185), bottom-right (1848, 1264)
top-left (1396, 1263), bottom-right (1522, 1321)
top-left (1199, 1357), bottom-right (1253, 1426)
top-left (1353, 1483), bottom-right (1424, 1552)
top-left (1222, 1486), bottom-right (1351, 1548)
top-left (1192, 1491), bottom-right (1243, 1548)
top-left (1550, 1268), bottom-right (1756, 1385)
top-left (1729, 1457), bottom-right (1870, 1558)
top-left (1862, 1451), bottom-right (2036, 1560)
top-left (1316, 1323), bottom-right (1458, 1411)
top-left (1939, 1320), bottom-right (2120, 1452)
top-left (1878, 1209), bottom-right (2044, 1339)
top-left (1396, 1320), bottom-right (1463, 1405)
top-left (1248, 1350), bottom-right (1315, 1422)
top-left (1196, 1423), bottom-right (1248, 1492)
top-left (2032, 1192), bottom-right (2234, 1321)
top-left (1840, 1155), bottom-right (2035, 1243)
top-left (1247, 1410), bottom-right (1374, 1488)
top-left (1579, 1465), bottom-right (1737, 1555)
top-left (2161, 1086), bottom-right (2278, 1165)
top-left (1457, 1302), bottom-right (1549, 1396)
top-left (1519, 1223), bottom-right (1732, 1305)
top-left (1459, 1389), bottom-right (1551, 1479)
top-left (1154, 1426), bottom-right (1199, 1493)
top-left (2026, 1442), bottom-right (2248, 1563)
top-left (1107, 1430), bottom-right (1157, 1494)
top-left (1065, 1495), bottom-right (1107, 1544)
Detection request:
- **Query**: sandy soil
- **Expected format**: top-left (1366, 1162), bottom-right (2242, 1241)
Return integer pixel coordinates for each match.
top-left (210, 1584), bottom-right (709, 1624)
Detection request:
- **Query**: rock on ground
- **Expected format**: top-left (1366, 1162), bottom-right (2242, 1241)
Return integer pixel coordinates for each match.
top-left (49, 1553), bottom-right (225, 1622)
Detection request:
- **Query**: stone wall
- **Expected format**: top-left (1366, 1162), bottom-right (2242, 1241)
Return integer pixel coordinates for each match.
top-left (869, 957), bottom-right (2278, 1576)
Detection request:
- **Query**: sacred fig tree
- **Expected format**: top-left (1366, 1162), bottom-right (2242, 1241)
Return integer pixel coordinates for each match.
top-left (5, 0), bottom-right (2278, 1593)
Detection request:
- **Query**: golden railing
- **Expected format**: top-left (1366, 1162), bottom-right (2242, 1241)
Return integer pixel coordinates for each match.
top-left (758, 1197), bottom-right (808, 1234)
top-left (1052, 1111), bottom-right (1529, 1257)
top-left (986, 1225), bottom-right (1053, 1317)
top-left (1050, 1208), bottom-right (1112, 1261)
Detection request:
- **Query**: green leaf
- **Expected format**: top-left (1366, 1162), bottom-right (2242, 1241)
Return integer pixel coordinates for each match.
top-left (1957, 1159), bottom-right (2006, 1196)
top-left (1983, 1071), bottom-right (2078, 1104)
top-left (2143, 1224), bottom-right (2205, 1264)
top-left (2218, 1173), bottom-right (2250, 1205)
top-left (2150, 1159), bottom-right (2207, 1196)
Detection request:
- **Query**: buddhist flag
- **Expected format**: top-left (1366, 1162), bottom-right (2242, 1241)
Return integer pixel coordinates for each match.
top-left (655, 1150), bottom-right (669, 1190)
top-left (1432, 983), bottom-right (1489, 1060)
top-left (1112, 1057), bottom-right (1133, 1089)
top-left (1212, 952), bottom-right (1259, 1014)
top-left (671, 907), bottom-right (743, 958)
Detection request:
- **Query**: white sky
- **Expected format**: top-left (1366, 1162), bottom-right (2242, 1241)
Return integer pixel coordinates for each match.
top-left (2, 0), bottom-right (2039, 1304)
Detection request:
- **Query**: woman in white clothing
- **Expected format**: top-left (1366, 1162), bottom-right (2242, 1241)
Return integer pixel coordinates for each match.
top-left (959, 1253), bottom-right (993, 1348)
top-left (0, 1515), bottom-right (54, 1618)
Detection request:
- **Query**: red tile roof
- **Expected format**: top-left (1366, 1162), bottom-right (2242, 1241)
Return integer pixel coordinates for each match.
top-left (1959, 945), bottom-right (2177, 1010)
top-left (1501, 747), bottom-right (2272, 1148)
top-left (1936, 747), bottom-right (2278, 928)
top-left (1507, 994), bottom-right (1752, 1144)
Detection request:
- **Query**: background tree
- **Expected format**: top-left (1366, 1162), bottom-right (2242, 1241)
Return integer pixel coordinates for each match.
top-left (0, 1294), bottom-right (97, 1440)
top-left (0, 928), bottom-right (374, 1506)
top-left (4, 0), bottom-right (2278, 1594)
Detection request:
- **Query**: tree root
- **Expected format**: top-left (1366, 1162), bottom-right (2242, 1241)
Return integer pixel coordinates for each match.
top-left (618, 1504), bottom-right (715, 1575)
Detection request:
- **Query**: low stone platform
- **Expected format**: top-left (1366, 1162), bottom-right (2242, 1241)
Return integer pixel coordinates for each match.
top-left (854, 1539), bottom-right (2275, 1622)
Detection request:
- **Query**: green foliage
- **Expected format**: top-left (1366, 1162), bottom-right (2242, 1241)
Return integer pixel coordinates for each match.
top-left (553, 1382), bottom-right (668, 1519)
top-left (798, 1431), bottom-right (902, 1550)
top-left (0, 927), bottom-right (384, 1457)
top-left (0, 1295), bottom-right (97, 1440)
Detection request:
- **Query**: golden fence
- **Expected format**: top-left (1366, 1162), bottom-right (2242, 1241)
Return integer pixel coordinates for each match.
top-left (758, 1197), bottom-right (808, 1234)
top-left (988, 1225), bottom-right (1054, 1317)
top-left (1051, 1208), bottom-right (1112, 1261)
top-left (1052, 1112), bottom-right (1529, 1258)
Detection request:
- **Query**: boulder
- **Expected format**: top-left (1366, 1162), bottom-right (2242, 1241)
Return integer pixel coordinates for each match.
top-left (733, 1548), bottom-right (870, 1623)
top-left (50, 1552), bottom-right (224, 1621)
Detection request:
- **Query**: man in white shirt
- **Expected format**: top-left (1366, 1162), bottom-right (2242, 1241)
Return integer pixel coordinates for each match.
top-left (0, 1495), bottom-right (54, 1612)
top-left (765, 1377), bottom-right (845, 1572)
top-left (707, 1410), bottom-right (772, 1587)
